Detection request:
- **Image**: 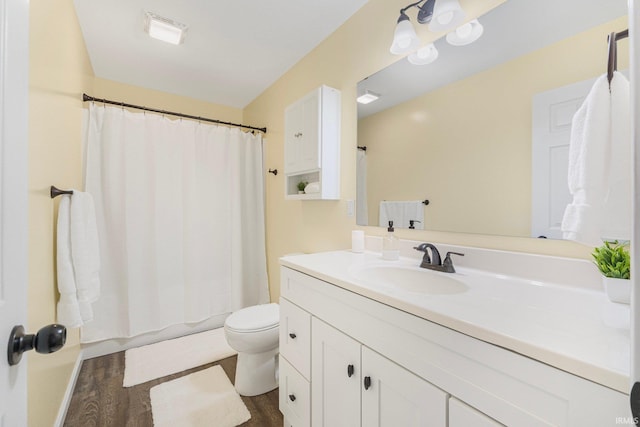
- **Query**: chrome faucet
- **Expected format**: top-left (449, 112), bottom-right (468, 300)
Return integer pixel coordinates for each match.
top-left (413, 243), bottom-right (464, 273)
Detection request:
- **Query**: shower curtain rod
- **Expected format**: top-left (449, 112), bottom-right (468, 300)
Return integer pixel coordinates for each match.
top-left (82, 93), bottom-right (267, 134)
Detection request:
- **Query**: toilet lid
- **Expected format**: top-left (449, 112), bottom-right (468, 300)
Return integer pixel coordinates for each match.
top-left (225, 303), bottom-right (279, 332)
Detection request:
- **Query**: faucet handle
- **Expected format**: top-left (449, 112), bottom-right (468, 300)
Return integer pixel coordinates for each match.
top-left (414, 243), bottom-right (431, 265)
top-left (443, 252), bottom-right (465, 273)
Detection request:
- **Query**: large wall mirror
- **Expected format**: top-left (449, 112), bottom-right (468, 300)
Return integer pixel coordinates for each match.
top-left (356, 0), bottom-right (628, 239)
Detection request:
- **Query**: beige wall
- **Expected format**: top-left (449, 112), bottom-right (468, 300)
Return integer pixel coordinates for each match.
top-left (28, 1), bottom-right (93, 425)
top-left (244, 0), bottom-right (601, 302)
top-left (92, 78), bottom-right (243, 124)
top-left (360, 16), bottom-right (629, 236)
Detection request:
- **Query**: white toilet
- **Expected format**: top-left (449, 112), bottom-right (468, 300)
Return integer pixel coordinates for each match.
top-left (224, 303), bottom-right (280, 396)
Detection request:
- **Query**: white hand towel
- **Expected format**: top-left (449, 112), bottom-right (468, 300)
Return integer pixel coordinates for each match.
top-left (379, 201), bottom-right (425, 229)
top-left (602, 71), bottom-right (631, 241)
top-left (70, 191), bottom-right (101, 322)
top-left (56, 195), bottom-right (83, 328)
top-left (561, 72), bottom-right (631, 246)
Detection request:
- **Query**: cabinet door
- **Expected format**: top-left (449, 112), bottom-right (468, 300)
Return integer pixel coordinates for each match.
top-left (284, 99), bottom-right (304, 174)
top-left (312, 318), bottom-right (361, 427)
top-left (361, 347), bottom-right (448, 427)
top-left (284, 89), bottom-right (321, 174)
top-left (297, 91), bottom-right (320, 172)
top-left (449, 398), bottom-right (504, 427)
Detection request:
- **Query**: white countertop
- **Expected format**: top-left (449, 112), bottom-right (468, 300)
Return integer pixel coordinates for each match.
top-left (280, 250), bottom-right (631, 394)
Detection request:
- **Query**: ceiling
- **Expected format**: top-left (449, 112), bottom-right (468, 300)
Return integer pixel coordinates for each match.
top-left (73, 0), bottom-right (369, 109)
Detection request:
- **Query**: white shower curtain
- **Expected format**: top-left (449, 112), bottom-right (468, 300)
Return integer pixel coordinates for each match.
top-left (80, 104), bottom-right (269, 343)
top-left (356, 149), bottom-right (369, 225)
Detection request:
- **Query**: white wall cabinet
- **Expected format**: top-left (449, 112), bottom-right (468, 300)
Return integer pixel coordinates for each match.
top-left (279, 265), bottom-right (629, 427)
top-left (284, 85), bottom-right (340, 200)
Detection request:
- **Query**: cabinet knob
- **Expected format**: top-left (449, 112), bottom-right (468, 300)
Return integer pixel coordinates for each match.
top-left (289, 394), bottom-right (296, 402)
top-left (289, 333), bottom-right (297, 339)
top-left (347, 364), bottom-right (354, 378)
top-left (364, 376), bottom-right (372, 390)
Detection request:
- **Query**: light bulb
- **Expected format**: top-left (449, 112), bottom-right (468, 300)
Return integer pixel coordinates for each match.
top-left (456, 23), bottom-right (472, 39)
top-left (438, 11), bottom-right (454, 25)
top-left (408, 44), bottom-right (439, 65)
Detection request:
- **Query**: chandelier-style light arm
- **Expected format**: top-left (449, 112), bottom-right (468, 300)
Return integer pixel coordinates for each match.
top-left (399, 0), bottom-right (425, 17)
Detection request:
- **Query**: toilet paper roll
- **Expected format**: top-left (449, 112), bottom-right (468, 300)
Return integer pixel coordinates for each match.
top-left (352, 230), bottom-right (365, 253)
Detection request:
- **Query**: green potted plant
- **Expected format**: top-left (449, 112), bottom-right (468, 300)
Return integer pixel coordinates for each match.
top-left (297, 181), bottom-right (308, 194)
top-left (592, 240), bottom-right (630, 304)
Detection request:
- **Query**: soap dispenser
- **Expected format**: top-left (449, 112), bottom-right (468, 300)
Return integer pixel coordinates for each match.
top-left (382, 220), bottom-right (400, 261)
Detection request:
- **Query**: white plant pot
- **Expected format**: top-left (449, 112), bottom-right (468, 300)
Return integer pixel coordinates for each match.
top-left (603, 277), bottom-right (631, 304)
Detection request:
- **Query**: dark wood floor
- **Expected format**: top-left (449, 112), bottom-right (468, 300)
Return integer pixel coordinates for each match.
top-left (64, 352), bottom-right (282, 427)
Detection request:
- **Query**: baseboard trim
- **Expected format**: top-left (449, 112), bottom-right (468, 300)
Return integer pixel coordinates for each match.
top-left (54, 349), bottom-right (84, 427)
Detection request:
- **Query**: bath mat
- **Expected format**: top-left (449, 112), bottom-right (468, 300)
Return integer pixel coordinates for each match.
top-left (123, 327), bottom-right (236, 387)
top-left (150, 365), bottom-right (251, 427)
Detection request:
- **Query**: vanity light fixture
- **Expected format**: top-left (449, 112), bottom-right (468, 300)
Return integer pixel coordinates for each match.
top-left (357, 90), bottom-right (381, 104)
top-left (390, 10), bottom-right (421, 54)
top-left (446, 19), bottom-right (484, 46)
top-left (144, 11), bottom-right (188, 45)
top-left (391, 0), bottom-right (479, 65)
top-left (429, 0), bottom-right (466, 32)
top-left (408, 43), bottom-right (439, 65)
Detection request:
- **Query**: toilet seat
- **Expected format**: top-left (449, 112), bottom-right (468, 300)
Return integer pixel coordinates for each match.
top-left (225, 303), bottom-right (279, 333)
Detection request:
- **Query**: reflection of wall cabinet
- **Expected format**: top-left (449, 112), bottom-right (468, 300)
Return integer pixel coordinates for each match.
top-left (284, 85), bottom-right (340, 200)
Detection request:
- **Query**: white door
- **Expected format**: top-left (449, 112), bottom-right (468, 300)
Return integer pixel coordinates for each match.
top-left (311, 318), bottom-right (361, 427)
top-left (0, 0), bottom-right (30, 425)
top-left (531, 77), bottom-right (596, 239)
top-left (361, 347), bottom-right (447, 427)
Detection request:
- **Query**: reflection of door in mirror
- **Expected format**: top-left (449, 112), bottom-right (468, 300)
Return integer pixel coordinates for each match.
top-left (531, 78), bottom-right (596, 239)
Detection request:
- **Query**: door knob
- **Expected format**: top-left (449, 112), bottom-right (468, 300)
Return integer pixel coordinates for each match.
top-left (7, 324), bottom-right (66, 366)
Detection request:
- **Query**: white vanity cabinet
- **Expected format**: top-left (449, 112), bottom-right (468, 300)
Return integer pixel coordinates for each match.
top-left (297, 313), bottom-right (447, 427)
top-left (279, 263), bottom-right (629, 427)
top-left (449, 398), bottom-right (503, 427)
top-left (284, 85), bottom-right (340, 200)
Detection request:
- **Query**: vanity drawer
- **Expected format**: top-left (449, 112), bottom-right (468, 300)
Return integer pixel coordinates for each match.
top-left (279, 356), bottom-right (311, 427)
top-left (280, 297), bottom-right (311, 379)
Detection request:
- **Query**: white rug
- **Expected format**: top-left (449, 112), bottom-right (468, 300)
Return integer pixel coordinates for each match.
top-left (123, 327), bottom-right (236, 387)
top-left (150, 365), bottom-right (251, 427)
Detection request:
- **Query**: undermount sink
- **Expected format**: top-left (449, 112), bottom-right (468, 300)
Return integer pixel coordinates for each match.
top-left (349, 263), bottom-right (468, 295)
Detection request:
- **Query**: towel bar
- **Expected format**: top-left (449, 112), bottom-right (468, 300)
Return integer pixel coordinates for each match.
top-left (50, 186), bottom-right (73, 199)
